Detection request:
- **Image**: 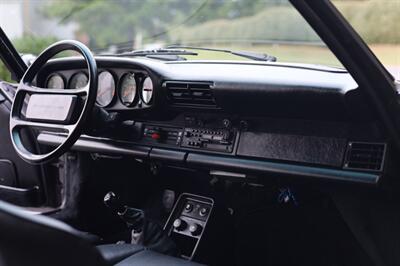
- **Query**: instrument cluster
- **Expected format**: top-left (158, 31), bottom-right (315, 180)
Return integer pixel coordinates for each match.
top-left (45, 69), bottom-right (154, 109)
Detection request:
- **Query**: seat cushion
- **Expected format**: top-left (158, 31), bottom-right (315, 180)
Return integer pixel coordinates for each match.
top-left (116, 249), bottom-right (205, 266)
top-left (97, 244), bottom-right (144, 264)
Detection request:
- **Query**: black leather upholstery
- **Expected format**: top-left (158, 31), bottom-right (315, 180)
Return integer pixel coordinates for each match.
top-left (0, 200), bottom-right (107, 266)
top-left (115, 250), bottom-right (204, 266)
top-left (96, 244), bottom-right (144, 264)
top-left (0, 200), bottom-right (205, 266)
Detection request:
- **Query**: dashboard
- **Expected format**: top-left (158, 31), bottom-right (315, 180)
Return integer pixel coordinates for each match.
top-left (35, 57), bottom-right (392, 186)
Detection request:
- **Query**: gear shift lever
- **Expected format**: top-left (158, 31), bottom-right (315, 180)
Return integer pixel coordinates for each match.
top-left (103, 191), bottom-right (178, 255)
top-left (104, 191), bottom-right (145, 234)
top-left (104, 191), bottom-right (125, 214)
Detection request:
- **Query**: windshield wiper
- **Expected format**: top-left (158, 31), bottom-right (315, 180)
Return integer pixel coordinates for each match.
top-left (167, 45), bottom-right (277, 62)
top-left (98, 48), bottom-right (198, 61)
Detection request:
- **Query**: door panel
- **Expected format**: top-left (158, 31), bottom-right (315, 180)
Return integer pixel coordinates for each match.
top-left (0, 82), bottom-right (44, 206)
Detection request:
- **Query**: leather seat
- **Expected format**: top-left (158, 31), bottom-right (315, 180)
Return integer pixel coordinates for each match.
top-left (96, 244), bottom-right (203, 266)
top-left (97, 244), bottom-right (145, 264)
top-left (0, 200), bottom-right (204, 266)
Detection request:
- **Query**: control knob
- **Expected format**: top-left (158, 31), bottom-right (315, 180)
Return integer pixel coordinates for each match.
top-left (173, 218), bottom-right (187, 231)
top-left (184, 203), bottom-right (193, 213)
top-left (199, 207), bottom-right (209, 217)
top-left (189, 223), bottom-right (203, 236)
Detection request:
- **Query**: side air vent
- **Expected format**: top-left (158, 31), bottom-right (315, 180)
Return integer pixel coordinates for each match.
top-left (165, 81), bottom-right (217, 107)
top-left (344, 142), bottom-right (386, 172)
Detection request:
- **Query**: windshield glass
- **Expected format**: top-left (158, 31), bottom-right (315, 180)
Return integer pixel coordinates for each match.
top-left (333, 0), bottom-right (399, 79)
top-left (2, 0), bottom-right (397, 76)
top-left (1, 0), bottom-right (345, 68)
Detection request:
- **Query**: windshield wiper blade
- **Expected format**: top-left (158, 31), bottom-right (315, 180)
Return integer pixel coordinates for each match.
top-left (167, 45), bottom-right (277, 62)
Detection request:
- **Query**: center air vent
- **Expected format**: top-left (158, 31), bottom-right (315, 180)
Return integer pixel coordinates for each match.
top-left (165, 81), bottom-right (216, 107)
top-left (344, 142), bottom-right (386, 172)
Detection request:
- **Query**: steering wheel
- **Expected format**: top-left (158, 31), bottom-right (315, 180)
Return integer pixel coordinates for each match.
top-left (9, 40), bottom-right (97, 164)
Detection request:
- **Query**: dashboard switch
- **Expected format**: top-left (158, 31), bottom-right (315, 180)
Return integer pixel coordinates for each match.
top-left (151, 133), bottom-right (161, 140)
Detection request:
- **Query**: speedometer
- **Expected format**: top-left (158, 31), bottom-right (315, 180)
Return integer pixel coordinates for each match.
top-left (97, 71), bottom-right (115, 107)
top-left (141, 77), bottom-right (154, 105)
top-left (118, 73), bottom-right (137, 106)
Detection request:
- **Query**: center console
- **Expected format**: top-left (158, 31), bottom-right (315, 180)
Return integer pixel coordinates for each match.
top-left (164, 194), bottom-right (214, 260)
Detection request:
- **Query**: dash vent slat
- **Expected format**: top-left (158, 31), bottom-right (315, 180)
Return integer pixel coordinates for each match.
top-left (344, 142), bottom-right (386, 172)
top-left (165, 81), bottom-right (217, 108)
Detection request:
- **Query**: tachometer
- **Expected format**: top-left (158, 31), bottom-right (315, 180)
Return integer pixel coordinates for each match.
top-left (69, 72), bottom-right (88, 89)
top-left (96, 71), bottom-right (115, 107)
top-left (46, 74), bottom-right (65, 89)
top-left (141, 77), bottom-right (154, 105)
top-left (118, 73), bottom-right (137, 106)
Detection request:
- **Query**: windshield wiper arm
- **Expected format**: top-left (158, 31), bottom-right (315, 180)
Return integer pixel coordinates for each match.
top-left (98, 48), bottom-right (198, 61)
top-left (167, 45), bottom-right (277, 62)
top-left (100, 48), bottom-right (198, 57)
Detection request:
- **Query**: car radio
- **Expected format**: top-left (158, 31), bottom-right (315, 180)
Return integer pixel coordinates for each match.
top-left (180, 127), bottom-right (235, 153)
top-left (141, 124), bottom-right (236, 153)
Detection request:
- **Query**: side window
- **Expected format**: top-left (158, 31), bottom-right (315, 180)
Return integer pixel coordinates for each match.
top-left (333, 0), bottom-right (399, 79)
top-left (0, 61), bottom-right (12, 82)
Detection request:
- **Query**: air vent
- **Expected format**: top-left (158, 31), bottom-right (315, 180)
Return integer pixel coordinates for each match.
top-left (165, 81), bottom-right (216, 107)
top-left (344, 142), bottom-right (386, 171)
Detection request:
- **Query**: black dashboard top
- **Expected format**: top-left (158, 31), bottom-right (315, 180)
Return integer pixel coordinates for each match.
top-left (39, 57), bottom-right (368, 119)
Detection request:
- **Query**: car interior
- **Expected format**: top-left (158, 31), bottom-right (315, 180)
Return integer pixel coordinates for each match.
top-left (0, 1), bottom-right (399, 266)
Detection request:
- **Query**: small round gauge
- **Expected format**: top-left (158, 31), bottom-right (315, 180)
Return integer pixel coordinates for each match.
top-left (96, 71), bottom-right (115, 107)
top-left (141, 77), bottom-right (154, 105)
top-left (69, 72), bottom-right (88, 89)
top-left (46, 74), bottom-right (65, 89)
top-left (118, 73), bottom-right (137, 106)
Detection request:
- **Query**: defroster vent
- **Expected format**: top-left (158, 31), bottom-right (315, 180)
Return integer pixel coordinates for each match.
top-left (344, 142), bottom-right (386, 172)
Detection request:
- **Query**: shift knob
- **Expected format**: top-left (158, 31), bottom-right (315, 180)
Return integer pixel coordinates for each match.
top-left (104, 191), bottom-right (125, 214)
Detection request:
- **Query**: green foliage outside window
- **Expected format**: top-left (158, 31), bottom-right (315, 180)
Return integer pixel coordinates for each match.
top-left (0, 36), bottom-right (57, 82)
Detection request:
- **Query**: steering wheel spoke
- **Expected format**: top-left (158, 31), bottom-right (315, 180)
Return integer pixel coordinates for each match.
top-left (10, 118), bottom-right (74, 133)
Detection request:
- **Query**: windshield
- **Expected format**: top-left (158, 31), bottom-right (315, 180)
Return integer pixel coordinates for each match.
top-left (0, 0), bottom-right (397, 76)
top-left (0, 0), bottom-right (344, 66)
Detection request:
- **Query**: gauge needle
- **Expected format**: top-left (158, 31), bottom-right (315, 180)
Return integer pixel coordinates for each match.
top-left (97, 89), bottom-right (109, 97)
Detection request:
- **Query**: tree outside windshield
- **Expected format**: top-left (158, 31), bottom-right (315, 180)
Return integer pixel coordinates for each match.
top-left (0, 0), bottom-right (398, 78)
